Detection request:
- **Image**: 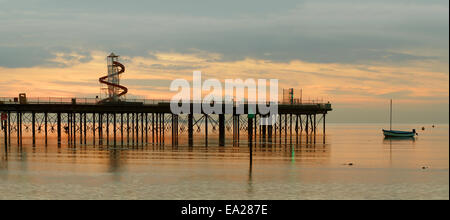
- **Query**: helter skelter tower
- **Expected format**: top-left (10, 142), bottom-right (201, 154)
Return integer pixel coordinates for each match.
top-left (98, 53), bottom-right (128, 103)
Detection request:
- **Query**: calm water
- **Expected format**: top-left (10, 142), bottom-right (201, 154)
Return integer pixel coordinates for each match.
top-left (0, 123), bottom-right (448, 200)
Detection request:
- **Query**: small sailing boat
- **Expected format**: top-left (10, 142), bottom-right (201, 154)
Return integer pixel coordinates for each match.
top-left (382, 99), bottom-right (417, 137)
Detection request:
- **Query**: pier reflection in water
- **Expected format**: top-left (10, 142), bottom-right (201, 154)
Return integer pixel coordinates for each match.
top-left (0, 123), bottom-right (448, 200)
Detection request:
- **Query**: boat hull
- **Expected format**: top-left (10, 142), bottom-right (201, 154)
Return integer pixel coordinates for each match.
top-left (382, 129), bottom-right (415, 137)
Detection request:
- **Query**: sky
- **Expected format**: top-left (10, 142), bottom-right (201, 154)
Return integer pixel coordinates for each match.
top-left (0, 0), bottom-right (448, 123)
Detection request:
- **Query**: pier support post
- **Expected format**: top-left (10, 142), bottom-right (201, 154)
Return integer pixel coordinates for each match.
top-left (306, 114), bottom-right (309, 136)
top-left (7, 111), bottom-right (10, 145)
top-left (267, 117), bottom-right (271, 139)
top-left (57, 113), bottom-right (61, 146)
top-left (160, 113), bottom-right (163, 143)
top-left (136, 113), bottom-right (139, 144)
top-left (73, 113), bottom-right (76, 146)
top-left (84, 113), bottom-right (87, 144)
top-left (204, 114), bottom-right (208, 145)
top-left (279, 114), bottom-right (282, 140)
top-left (188, 114), bottom-right (193, 146)
top-left (106, 113), bottom-right (109, 145)
top-left (171, 114), bottom-right (174, 144)
top-left (99, 113), bottom-right (103, 145)
top-left (171, 114), bottom-right (175, 144)
top-left (2, 119), bottom-right (6, 146)
top-left (158, 113), bottom-right (161, 143)
top-left (139, 113), bottom-right (142, 144)
top-left (141, 113), bottom-right (144, 144)
top-left (126, 113), bottom-right (129, 144)
top-left (248, 116), bottom-right (253, 142)
top-left (113, 113), bottom-right (116, 146)
top-left (314, 114), bottom-right (316, 136)
top-left (44, 112), bottom-right (48, 145)
top-left (299, 115), bottom-right (303, 135)
top-left (261, 118), bottom-right (266, 139)
top-left (284, 114), bottom-right (287, 140)
top-left (131, 113), bottom-right (135, 145)
top-left (93, 113), bottom-right (96, 144)
top-left (232, 115), bottom-right (238, 142)
top-left (175, 114), bottom-right (178, 144)
top-left (79, 113), bottom-right (83, 144)
top-left (120, 113), bottom-right (123, 145)
top-left (19, 112), bottom-right (22, 145)
top-left (268, 124), bottom-right (273, 140)
top-left (290, 114), bottom-right (293, 138)
top-left (155, 113), bottom-right (158, 143)
top-left (68, 113), bottom-right (71, 144)
top-left (162, 113), bottom-right (165, 144)
top-left (145, 113), bottom-right (148, 143)
top-left (151, 113), bottom-right (154, 143)
top-left (219, 114), bottom-right (225, 146)
top-left (175, 115), bottom-right (178, 144)
top-left (233, 115), bottom-right (236, 142)
top-left (259, 115), bottom-right (261, 140)
top-left (16, 112), bottom-right (20, 145)
top-left (237, 115), bottom-right (240, 143)
top-left (32, 112), bottom-right (36, 146)
top-left (274, 114), bottom-right (277, 140)
top-left (254, 114), bottom-right (257, 142)
top-left (323, 113), bottom-right (326, 143)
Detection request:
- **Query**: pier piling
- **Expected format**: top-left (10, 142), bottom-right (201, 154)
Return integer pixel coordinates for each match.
top-left (79, 113), bottom-right (82, 144)
top-left (57, 113), bottom-right (61, 145)
top-left (32, 112), bottom-right (36, 146)
top-left (151, 113), bottom-right (154, 143)
top-left (93, 113), bottom-right (96, 144)
top-left (188, 114), bottom-right (193, 146)
top-left (113, 113), bottom-right (116, 146)
top-left (120, 113), bottom-right (124, 145)
top-left (219, 114), bottom-right (225, 146)
top-left (205, 114), bottom-right (208, 145)
top-left (7, 111), bottom-right (10, 145)
top-left (44, 112), bottom-right (48, 144)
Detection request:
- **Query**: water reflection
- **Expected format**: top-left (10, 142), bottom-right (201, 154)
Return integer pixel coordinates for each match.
top-left (0, 135), bottom-right (330, 165)
top-left (0, 126), bottom-right (333, 199)
top-left (0, 123), bottom-right (448, 200)
top-left (383, 136), bottom-right (416, 142)
top-left (383, 136), bottom-right (417, 166)
top-left (108, 149), bottom-right (122, 173)
top-left (383, 136), bottom-right (416, 150)
top-left (0, 147), bottom-right (7, 170)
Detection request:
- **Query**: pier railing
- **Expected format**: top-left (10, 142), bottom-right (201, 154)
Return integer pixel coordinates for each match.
top-left (0, 97), bottom-right (329, 106)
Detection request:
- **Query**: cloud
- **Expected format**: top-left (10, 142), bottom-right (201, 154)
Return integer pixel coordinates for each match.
top-left (0, 1), bottom-right (448, 122)
top-left (0, 50), bottom-right (448, 122)
top-left (0, 46), bottom-right (93, 68)
top-left (146, 64), bottom-right (208, 71)
top-left (0, 0), bottom-right (448, 67)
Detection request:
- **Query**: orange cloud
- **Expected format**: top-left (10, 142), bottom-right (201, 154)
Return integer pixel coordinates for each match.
top-left (0, 50), bottom-right (448, 107)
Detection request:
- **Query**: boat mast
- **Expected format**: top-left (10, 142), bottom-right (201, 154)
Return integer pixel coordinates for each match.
top-left (390, 99), bottom-right (392, 130)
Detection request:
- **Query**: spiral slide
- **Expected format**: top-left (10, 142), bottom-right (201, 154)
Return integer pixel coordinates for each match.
top-left (98, 61), bottom-right (128, 103)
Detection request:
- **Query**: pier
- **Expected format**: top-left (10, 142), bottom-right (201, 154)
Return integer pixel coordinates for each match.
top-left (0, 97), bottom-right (332, 147)
top-left (0, 54), bottom-right (332, 148)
